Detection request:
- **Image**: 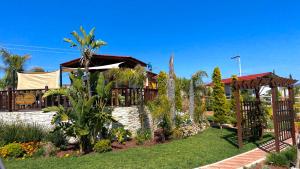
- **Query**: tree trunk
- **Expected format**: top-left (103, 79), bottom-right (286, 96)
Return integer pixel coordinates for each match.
top-left (85, 61), bottom-right (91, 98)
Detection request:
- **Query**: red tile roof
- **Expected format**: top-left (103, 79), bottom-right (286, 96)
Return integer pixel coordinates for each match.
top-left (208, 72), bottom-right (272, 86)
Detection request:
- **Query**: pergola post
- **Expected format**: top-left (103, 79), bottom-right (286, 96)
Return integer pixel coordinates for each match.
top-left (271, 86), bottom-right (280, 152)
top-left (288, 85), bottom-right (296, 145)
top-left (255, 87), bottom-right (263, 138)
top-left (234, 87), bottom-right (243, 148)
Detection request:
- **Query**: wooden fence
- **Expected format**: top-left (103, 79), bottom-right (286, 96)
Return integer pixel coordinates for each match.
top-left (0, 87), bottom-right (158, 112)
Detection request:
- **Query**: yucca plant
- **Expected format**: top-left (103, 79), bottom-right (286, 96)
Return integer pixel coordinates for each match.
top-left (43, 72), bottom-right (115, 153)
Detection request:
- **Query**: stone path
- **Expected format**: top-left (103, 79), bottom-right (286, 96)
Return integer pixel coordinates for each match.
top-left (198, 138), bottom-right (293, 169)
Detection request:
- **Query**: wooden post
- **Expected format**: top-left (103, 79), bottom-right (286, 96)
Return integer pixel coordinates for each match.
top-left (59, 65), bottom-right (63, 88)
top-left (255, 87), bottom-right (263, 139)
top-left (271, 86), bottom-right (280, 152)
top-left (44, 86), bottom-right (48, 107)
top-left (288, 86), bottom-right (296, 145)
top-left (7, 87), bottom-right (12, 112)
top-left (234, 87), bottom-right (243, 148)
top-left (116, 89), bottom-right (119, 106)
top-left (125, 88), bottom-right (129, 106)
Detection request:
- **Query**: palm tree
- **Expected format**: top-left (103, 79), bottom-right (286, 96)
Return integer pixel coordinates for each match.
top-left (64, 26), bottom-right (107, 97)
top-left (190, 70), bottom-right (208, 123)
top-left (0, 49), bottom-right (30, 89)
top-left (43, 72), bottom-right (115, 153)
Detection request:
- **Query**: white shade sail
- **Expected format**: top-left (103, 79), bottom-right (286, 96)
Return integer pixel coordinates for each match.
top-left (62, 62), bottom-right (123, 72)
top-left (17, 70), bottom-right (60, 90)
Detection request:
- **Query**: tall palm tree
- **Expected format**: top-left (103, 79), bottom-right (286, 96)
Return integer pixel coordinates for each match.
top-left (64, 26), bottom-right (107, 97)
top-left (0, 49), bottom-right (30, 89)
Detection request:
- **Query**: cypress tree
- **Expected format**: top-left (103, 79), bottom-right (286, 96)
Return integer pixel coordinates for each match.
top-left (212, 67), bottom-right (229, 125)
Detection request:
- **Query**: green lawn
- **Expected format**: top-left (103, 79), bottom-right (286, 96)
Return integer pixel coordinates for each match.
top-left (3, 128), bottom-right (273, 169)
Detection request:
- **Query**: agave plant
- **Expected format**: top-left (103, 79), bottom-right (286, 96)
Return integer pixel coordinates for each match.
top-left (43, 72), bottom-right (115, 153)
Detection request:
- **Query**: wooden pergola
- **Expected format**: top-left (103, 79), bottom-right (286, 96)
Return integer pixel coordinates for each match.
top-left (232, 72), bottom-right (297, 152)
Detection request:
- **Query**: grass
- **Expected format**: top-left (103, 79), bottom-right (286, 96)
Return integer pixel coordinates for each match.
top-left (3, 128), bottom-right (273, 169)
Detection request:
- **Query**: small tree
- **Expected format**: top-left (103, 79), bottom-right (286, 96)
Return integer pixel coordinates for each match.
top-left (212, 67), bottom-right (229, 127)
top-left (157, 71), bottom-right (168, 96)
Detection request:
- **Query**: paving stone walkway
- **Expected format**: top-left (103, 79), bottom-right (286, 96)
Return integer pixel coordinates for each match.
top-left (198, 138), bottom-right (293, 169)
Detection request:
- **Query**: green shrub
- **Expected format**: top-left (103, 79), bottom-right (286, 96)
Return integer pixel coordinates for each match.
top-left (135, 129), bottom-right (152, 145)
top-left (266, 153), bottom-right (288, 167)
top-left (266, 147), bottom-right (296, 167)
top-left (45, 130), bottom-right (68, 150)
top-left (93, 139), bottom-right (112, 153)
top-left (282, 147), bottom-right (297, 162)
top-left (172, 128), bottom-right (183, 139)
top-left (32, 147), bottom-right (45, 158)
top-left (0, 143), bottom-right (24, 158)
top-left (111, 127), bottom-right (132, 144)
top-left (0, 121), bottom-right (46, 144)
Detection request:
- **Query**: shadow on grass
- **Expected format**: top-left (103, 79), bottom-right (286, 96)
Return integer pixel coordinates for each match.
top-left (220, 128), bottom-right (276, 151)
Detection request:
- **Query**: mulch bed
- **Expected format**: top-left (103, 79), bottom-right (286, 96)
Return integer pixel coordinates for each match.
top-left (55, 139), bottom-right (165, 156)
top-left (111, 139), bottom-right (161, 152)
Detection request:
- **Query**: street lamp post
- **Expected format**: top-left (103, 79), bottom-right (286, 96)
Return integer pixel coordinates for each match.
top-left (231, 55), bottom-right (242, 76)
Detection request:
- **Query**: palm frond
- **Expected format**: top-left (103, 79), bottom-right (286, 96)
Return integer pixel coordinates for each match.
top-left (43, 88), bottom-right (67, 98)
top-left (63, 38), bottom-right (77, 47)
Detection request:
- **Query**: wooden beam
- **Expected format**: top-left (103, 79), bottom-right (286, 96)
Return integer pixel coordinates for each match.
top-left (234, 87), bottom-right (243, 148)
top-left (288, 86), bottom-right (296, 145)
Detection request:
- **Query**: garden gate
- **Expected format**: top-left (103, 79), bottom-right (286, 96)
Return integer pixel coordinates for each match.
top-left (233, 72), bottom-right (297, 152)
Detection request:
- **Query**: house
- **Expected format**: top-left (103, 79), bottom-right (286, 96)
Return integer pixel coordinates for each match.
top-left (59, 54), bottom-right (157, 89)
top-left (60, 54), bottom-right (158, 107)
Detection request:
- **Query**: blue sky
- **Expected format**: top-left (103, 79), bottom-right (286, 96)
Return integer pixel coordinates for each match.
top-left (0, 0), bottom-right (300, 84)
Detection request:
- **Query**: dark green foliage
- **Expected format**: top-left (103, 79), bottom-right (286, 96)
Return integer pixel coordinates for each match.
top-left (212, 67), bottom-right (229, 124)
top-left (93, 139), bottom-right (112, 153)
top-left (135, 128), bottom-right (152, 145)
top-left (45, 130), bottom-right (68, 150)
top-left (158, 115), bottom-right (173, 139)
top-left (266, 147), bottom-right (296, 167)
top-left (111, 127), bottom-right (132, 144)
top-left (0, 121), bottom-right (46, 145)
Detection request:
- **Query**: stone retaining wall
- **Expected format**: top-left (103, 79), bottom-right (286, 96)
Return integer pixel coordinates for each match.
top-left (0, 106), bottom-right (154, 135)
top-left (0, 111), bottom-right (55, 130)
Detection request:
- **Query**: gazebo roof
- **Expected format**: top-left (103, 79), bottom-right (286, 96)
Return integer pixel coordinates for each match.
top-left (60, 54), bottom-right (147, 68)
top-left (232, 72), bottom-right (297, 89)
